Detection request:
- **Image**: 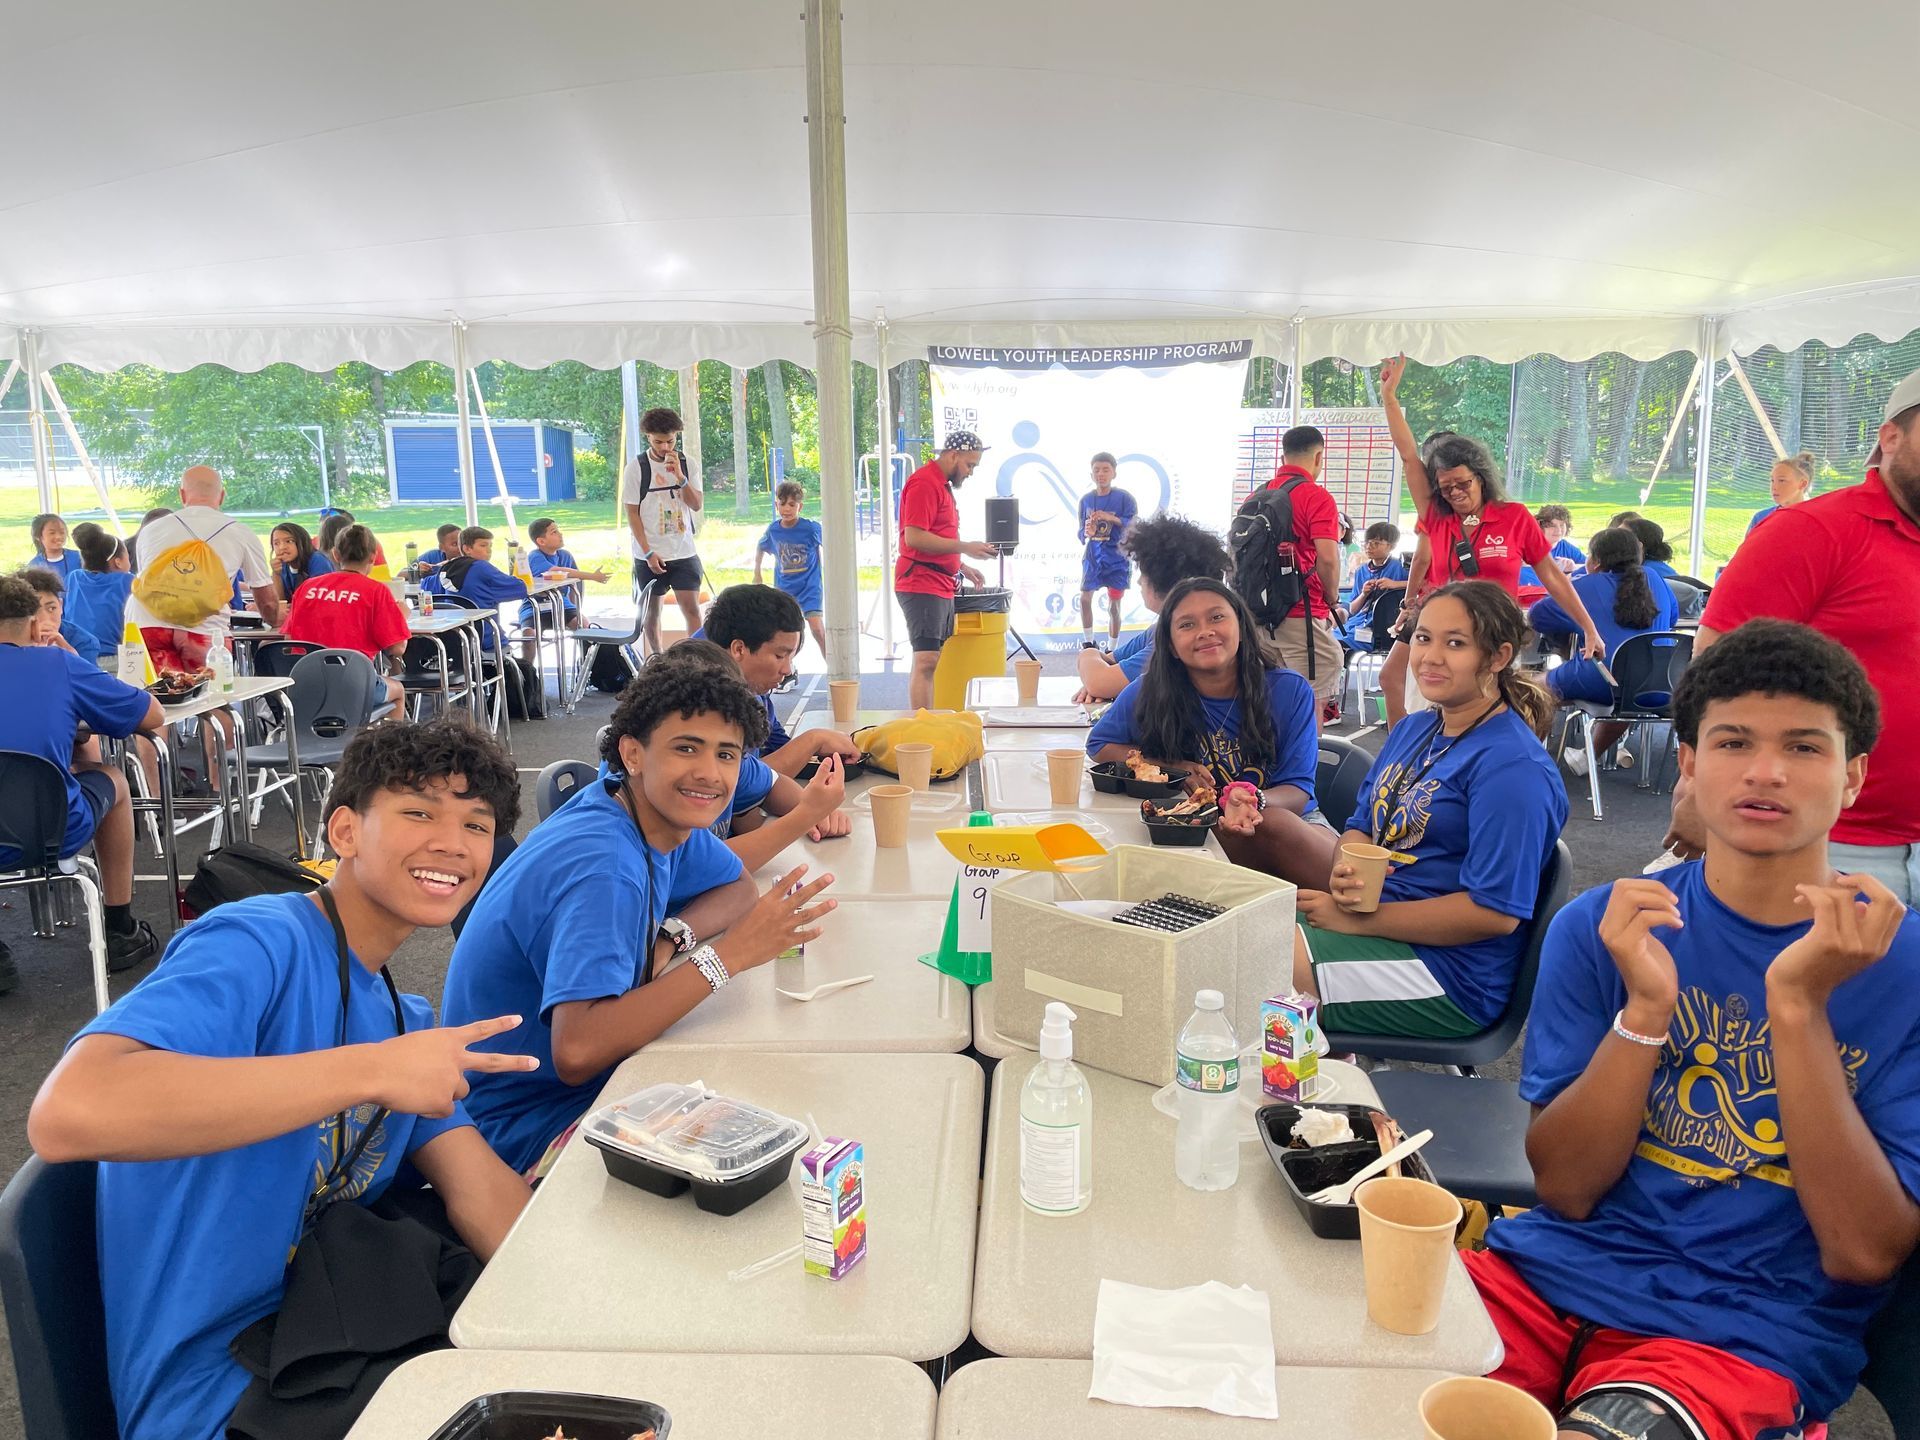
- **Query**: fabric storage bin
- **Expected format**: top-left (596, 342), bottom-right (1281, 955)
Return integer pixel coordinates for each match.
top-left (990, 845), bottom-right (1295, 1085)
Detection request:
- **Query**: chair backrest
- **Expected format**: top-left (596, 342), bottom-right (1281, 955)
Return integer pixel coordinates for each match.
top-left (535, 759), bottom-right (601, 822)
top-left (1368, 588), bottom-right (1404, 653)
top-left (0, 1157), bottom-right (118, 1440)
top-left (1607, 630), bottom-right (1694, 717)
top-left (0, 753), bottom-right (75, 873)
top-left (1315, 734), bottom-right (1373, 831)
top-left (1863, 1247), bottom-right (1920, 1438)
top-left (287, 649), bottom-right (383, 740)
top-left (1663, 578), bottom-right (1708, 622)
top-left (250, 638), bottom-right (326, 680)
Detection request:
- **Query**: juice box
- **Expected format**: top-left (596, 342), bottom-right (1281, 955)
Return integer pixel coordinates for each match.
top-left (1261, 991), bottom-right (1318, 1101)
top-left (800, 1137), bottom-right (867, 1279)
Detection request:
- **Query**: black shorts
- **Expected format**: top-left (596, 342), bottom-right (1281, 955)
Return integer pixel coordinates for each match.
top-left (897, 591), bottom-right (956, 653)
top-left (634, 555), bottom-right (705, 596)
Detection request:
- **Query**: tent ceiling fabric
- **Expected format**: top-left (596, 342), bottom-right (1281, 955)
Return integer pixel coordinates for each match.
top-left (5, 0), bottom-right (1918, 372)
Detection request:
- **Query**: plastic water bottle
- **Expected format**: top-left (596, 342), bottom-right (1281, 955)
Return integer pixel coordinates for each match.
top-left (1020, 1002), bottom-right (1092, 1216)
top-left (1175, 989), bottom-right (1240, 1191)
top-left (210, 643), bottom-right (234, 697)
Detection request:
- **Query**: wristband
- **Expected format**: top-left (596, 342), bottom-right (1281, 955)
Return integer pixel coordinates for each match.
top-left (1611, 1010), bottom-right (1667, 1048)
top-left (1220, 780), bottom-right (1266, 813)
top-left (691, 944), bottom-right (730, 994)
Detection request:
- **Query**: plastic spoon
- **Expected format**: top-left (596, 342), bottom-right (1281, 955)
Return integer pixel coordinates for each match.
top-left (776, 974), bottom-right (875, 1003)
top-left (1306, 1128), bottom-right (1435, 1206)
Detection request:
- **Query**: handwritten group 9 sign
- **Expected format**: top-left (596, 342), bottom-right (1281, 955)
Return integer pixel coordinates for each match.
top-left (938, 823), bottom-right (1108, 954)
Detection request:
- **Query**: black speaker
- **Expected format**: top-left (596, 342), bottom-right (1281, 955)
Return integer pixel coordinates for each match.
top-left (984, 496), bottom-right (1020, 548)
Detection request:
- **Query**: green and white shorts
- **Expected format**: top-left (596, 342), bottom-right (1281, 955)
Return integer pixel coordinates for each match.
top-left (1298, 924), bottom-right (1479, 1038)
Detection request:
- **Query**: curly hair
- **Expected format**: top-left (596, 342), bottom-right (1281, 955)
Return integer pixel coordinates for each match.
top-left (600, 651), bottom-right (770, 767)
top-left (0, 577), bottom-right (39, 624)
top-left (322, 715), bottom-right (521, 831)
top-left (1673, 619), bottom-right (1879, 758)
top-left (1415, 581), bottom-right (1557, 739)
top-left (1121, 513), bottom-right (1232, 597)
top-left (15, 567), bottom-right (63, 599)
top-left (640, 407), bottom-right (683, 437)
top-left (704, 584), bottom-right (804, 652)
top-left (1533, 504), bottom-right (1572, 530)
top-left (1425, 436), bottom-right (1508, 515)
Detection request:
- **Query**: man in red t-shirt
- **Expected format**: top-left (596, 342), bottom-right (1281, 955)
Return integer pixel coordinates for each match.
top-left (1258, 425), bottom-right (1345, 721)
top-left (283, 523), bottom-right (411, 711)
top-left (1674, 368), bottom-right (1920, 897)
top-left (894, 430), bottom-right (1000, 710)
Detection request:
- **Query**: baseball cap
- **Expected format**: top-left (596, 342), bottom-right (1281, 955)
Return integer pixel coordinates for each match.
top-left (1868, 367), bottom-right (1920, 468)
top-left (940, 430), bottom-right (990, 454)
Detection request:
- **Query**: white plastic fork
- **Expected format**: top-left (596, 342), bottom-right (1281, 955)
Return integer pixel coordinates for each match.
top-left (776, 974), bottom-right (874, 1003)
top-left (1305, 1129), bottom-right (1435, 1206)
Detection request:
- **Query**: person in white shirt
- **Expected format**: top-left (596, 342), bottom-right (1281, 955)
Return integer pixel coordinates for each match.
top-left (128, 465), bottom-right (282, 672)
top-left (620, 407), bottom-right (705, 655)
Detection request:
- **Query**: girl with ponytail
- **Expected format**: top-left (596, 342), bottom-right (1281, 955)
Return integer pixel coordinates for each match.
top-left (1289, 580), bottom-right (1567, 1039)
top-left (1748, 451), bottom-right (1816, 535)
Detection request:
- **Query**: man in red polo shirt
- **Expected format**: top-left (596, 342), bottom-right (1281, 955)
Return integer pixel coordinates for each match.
top-left (1673, 366), bottom-right (1920, 898)
top-left (1258, 426), bottom-right (1344, 723)
top-left (895, 430), bottom-right (1000, 710)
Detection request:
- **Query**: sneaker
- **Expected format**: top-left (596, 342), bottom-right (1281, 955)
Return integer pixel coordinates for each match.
top-left (1561, 745), bottom-right (1591, 777)
top-left (1081, 640), bottom-right (1099, 650)
top-left (105, 920), bottom-right (161, 974)
top-left (0, 941), bottom-right (17, 997)
top-left (774, 672), bottom-right (799, 694)
top-left (1321, 698), bottom-right (1342, 725)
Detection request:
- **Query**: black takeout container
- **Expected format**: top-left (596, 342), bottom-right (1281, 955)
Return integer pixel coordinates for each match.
top-left (1122, 773), bottom-right (1185, 799)
top-left (428, 1390), bottom-right (670, 1440)
top-left (1088, 761), bottom-right (1128, 794)
top-left (584, 1125), bottom-right (802, 1216)
top-left (1257, 1102), bottom-right (1436, 1240)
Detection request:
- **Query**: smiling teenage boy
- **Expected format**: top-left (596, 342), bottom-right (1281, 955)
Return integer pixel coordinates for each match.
top-left (443, 653), bottom-right (837, 1175)
top-left (1468, 619), bottom-right (1920, 1439)
top-left (27, 717), bottom-right (538, 1440)
top-left (701, 583), bottom-right (861, 777)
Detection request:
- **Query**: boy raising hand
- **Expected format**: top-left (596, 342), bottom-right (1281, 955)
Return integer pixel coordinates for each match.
top-left (29, 718), bottom-right (538, 1440)
top-left (1467, 618), bottom-right (1920, 1440)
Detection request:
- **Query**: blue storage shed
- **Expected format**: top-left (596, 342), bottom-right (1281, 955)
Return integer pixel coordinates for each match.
top-left (386, 419), bottom-right (577, 504)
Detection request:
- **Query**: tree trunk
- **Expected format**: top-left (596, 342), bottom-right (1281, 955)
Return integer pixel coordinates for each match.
top-left (763, 361), bottom-right (793, 479)
top-left (369, 369), bottom-right (386, 414)
top-left (1609, 360), bottom-right (1647, 479)
top-left (900, 359), bottom-right (924, 455)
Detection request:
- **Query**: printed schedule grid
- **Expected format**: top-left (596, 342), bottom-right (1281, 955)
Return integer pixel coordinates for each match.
top-left (1231, 420), bottom-right (1400, 531)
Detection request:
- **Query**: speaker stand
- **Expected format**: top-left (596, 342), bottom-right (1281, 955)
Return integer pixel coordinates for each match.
top-left (996, 551), bottom-right (1038, 663)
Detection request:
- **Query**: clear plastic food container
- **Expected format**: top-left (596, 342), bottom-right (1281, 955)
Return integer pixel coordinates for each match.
top-left (584, 1083), bottom-right (810, 1214)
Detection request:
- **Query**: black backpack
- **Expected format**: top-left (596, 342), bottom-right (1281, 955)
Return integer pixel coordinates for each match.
top-left (183, 840), bottom-right (321, 918)
top-left (588, 643), bottom-right (636, 694)
top-left (1230, 475), bottom-right (1310, 629)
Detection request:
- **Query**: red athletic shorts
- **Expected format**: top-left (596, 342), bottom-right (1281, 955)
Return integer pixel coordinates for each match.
top-left (1463, 1249), bottom-right (1821, 1440)
top-left (140, 627), bottom-right (225, 674)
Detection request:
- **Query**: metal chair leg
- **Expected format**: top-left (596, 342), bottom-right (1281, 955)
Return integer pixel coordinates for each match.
top-left (1583, 716), bottom-right (1603, 821)
top-left (64, 871), bottom-right (110, 1015)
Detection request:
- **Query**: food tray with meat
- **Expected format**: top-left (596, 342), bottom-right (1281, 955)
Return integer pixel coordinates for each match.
top-left (1256, 1102), bottom-right (1436, 1239)
top-left (1119, 749), bottom-right (1185, 799)
top-left (147, 666), bottom-right (213, 704)
top-left (425, 1390), bottom-right (669, 1439)
top-left (1087, 761), bottom-right (1129, 794)
top-left (583, 1082), bottom-right (809, 1216)
top-left (1139, 783), bottom-right (1221, 846)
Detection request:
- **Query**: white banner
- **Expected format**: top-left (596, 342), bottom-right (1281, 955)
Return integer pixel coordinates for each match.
top-left (930, 348), bottom-right (1250, 646)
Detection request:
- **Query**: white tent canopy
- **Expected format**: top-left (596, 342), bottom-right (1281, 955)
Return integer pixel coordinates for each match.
top-left (5, 0), bottom-right (1919, 374)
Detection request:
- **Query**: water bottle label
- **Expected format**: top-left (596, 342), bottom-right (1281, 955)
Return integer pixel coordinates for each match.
top-left (1176, 1053), bottom-right (1238, 1094)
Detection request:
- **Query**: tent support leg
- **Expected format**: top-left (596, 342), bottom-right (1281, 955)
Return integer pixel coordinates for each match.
top-left (452, 320), bottom-right (479, 528)
top-left (1640, 356), bottom-right (1702, 508)
top-left (1689, 320), bottom-right (1721, 577)
top-left (1724, 351), bottom-right (1788, 461)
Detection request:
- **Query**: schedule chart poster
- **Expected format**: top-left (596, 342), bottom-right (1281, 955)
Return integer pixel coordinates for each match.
top-left (929, 343), bottom-right (1251, 646)
top-left (1233, 407), bottom-right (1402, 531)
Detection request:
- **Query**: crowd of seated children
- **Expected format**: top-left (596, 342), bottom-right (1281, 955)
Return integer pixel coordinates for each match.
top-left (1075, 513), bottom-right (1232, 701)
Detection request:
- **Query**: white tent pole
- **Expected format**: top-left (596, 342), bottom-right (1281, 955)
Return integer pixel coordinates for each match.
top-left (874, 308), bottom-right (896, 659)
top-left (677, 363), bottom-right (705, 500)
top-left (39, 370), bottom-right (125, 536)
top-left (451, 321), bottom-right (479, 527)
top-left (0, 357), bottom-right (19, 409)
top-left (803, 0), bottom-right (857, 681)
top-left (1287, 316), bottom-right (1303, 424)
top-left (731, 366), bottom-right (751, 518)
top-left (1689, 319), bottom-right (1721, 576)
top-left (1723, 351), bottom-right (1788, 461)
top-left (621, 360), bottom-right (642, 543)
top-left (22, 330), bottom-right (54, 513)
top-left (1638, 356), bottom-right (1703, 507)
top-left (467, 364), bottom-right (517, 537)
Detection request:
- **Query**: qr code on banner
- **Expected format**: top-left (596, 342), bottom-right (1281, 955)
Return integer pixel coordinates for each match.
top-left (941, 406), bottom-right (980, 432)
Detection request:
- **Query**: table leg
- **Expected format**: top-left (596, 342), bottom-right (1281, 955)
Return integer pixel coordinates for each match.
top-left (132, 731), bottom-right (182, 933)
top-left (284, 703), bottom-right (308, 859)
top-left (217, 704), bottom-right (250, 845)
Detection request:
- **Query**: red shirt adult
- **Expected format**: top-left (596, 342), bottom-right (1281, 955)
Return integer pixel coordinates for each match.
top-left (283, 570), bottom-right (411, 661)
top-left (1702, 468), bottom-right (1920, 845)
top-left (894, 459), bottom-right (961, 597)
top-left (1262, 464), bottom-right (1341, 619)
top-left (1422, 500), bottom-right (1551, 598)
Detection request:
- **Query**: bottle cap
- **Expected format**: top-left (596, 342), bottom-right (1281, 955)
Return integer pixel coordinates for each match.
top-left (1038, 1001), bottom-right (1076, 1061)
top-left (1195, 989), bottom-right (1224, 1011)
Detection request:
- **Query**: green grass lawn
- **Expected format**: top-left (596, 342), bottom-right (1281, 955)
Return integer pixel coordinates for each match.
top-left (0, 487), bottom-right (882, 598)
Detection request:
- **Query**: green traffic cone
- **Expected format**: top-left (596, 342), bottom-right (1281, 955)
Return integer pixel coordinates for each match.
top-left (919, 809), bottom-right (994, 985)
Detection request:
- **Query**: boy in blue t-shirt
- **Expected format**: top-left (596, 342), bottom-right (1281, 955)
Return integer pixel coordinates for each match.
top-left (444, 652), bottom-right (838, 1176)
top-left (440, 525), bottom-right (526, 654)
top-left (1335, 521), bottom-right (1409, 652)
top-left (0, 575), bottom-right (164, 983)
top-left (521, 517), bottom-right (608, 630)
top-left (419, 522), bottom-right (461, 595)
top-left (1468, 619), bottom-right (1920, 1437)
top-left (753, 481), bottom-right (827, 656)
top-left (1077, 452), bottom-right (1137, 650)
top-left (27, 718), bottom-right (538, 1440)
top-left (701, 583), bottom-right (862, 777)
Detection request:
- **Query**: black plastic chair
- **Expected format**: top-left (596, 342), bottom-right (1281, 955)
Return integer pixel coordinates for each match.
top-left (1315, 734), bottom-right (1373, 833)
top-left (239, 649), bottom-right (388, 852)
top-left (568, 608), bottom-right (645, 707)
top-left (250, 638), bottom-right (326, 679)
top-left (1369, 1068), bottom-right (1538, 1210)
top-left (534, 759), bottom-right (600, 822)
top-left (1863, 1249), bottom-right (1920, 1438)
top-left (0, 1157), bottom-right (117, 1440)
top-left (0, 752), bottom-right (112, 1014)
top-left (1322, 839), bottom-right (1572, 1069)
top-left (1561, 630), bottom-right (1695, 820)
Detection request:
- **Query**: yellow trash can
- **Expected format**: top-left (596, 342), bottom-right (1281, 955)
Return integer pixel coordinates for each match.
top-left (933, 587), bottom-right (1012, 710)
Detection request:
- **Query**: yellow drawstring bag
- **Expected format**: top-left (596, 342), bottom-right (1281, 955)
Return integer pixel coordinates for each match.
top-left (853, 709), bottom-right (984, 782)
top-left (132, 529), bottom-right (239, 627)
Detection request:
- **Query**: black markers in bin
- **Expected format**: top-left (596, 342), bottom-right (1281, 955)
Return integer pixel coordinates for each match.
top-left (1112, 893), bottom-right (1226, 933)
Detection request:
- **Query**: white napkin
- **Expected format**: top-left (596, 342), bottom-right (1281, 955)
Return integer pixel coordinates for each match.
top-left (1089, 1279), bottom-right (1279, 1419)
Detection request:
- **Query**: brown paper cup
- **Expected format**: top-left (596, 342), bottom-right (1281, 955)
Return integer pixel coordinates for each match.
top-left (869, 784), bottom-right (914, 848)
top-left (1355, 1176), bottom-right (1462, 1336)
top-left (895, 742), bottom-right (934, 791)
top-left (1340, 842), bottom-right (1392, 913)
top-left (829, 679), bottom-right (860, 727)
top-left (1418, 1377), bottom-right (1556, 1440)
top-left (1014, 658), bottom-right (1043, 705)
top-left (1046, 749), bottom-right (1083, 806)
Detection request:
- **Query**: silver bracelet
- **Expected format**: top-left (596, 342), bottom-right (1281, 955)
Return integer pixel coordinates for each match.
top-left (1611, 1009), bottom-right (1667, 1048)
top-left (690, 944), bottom-right (730, 994)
